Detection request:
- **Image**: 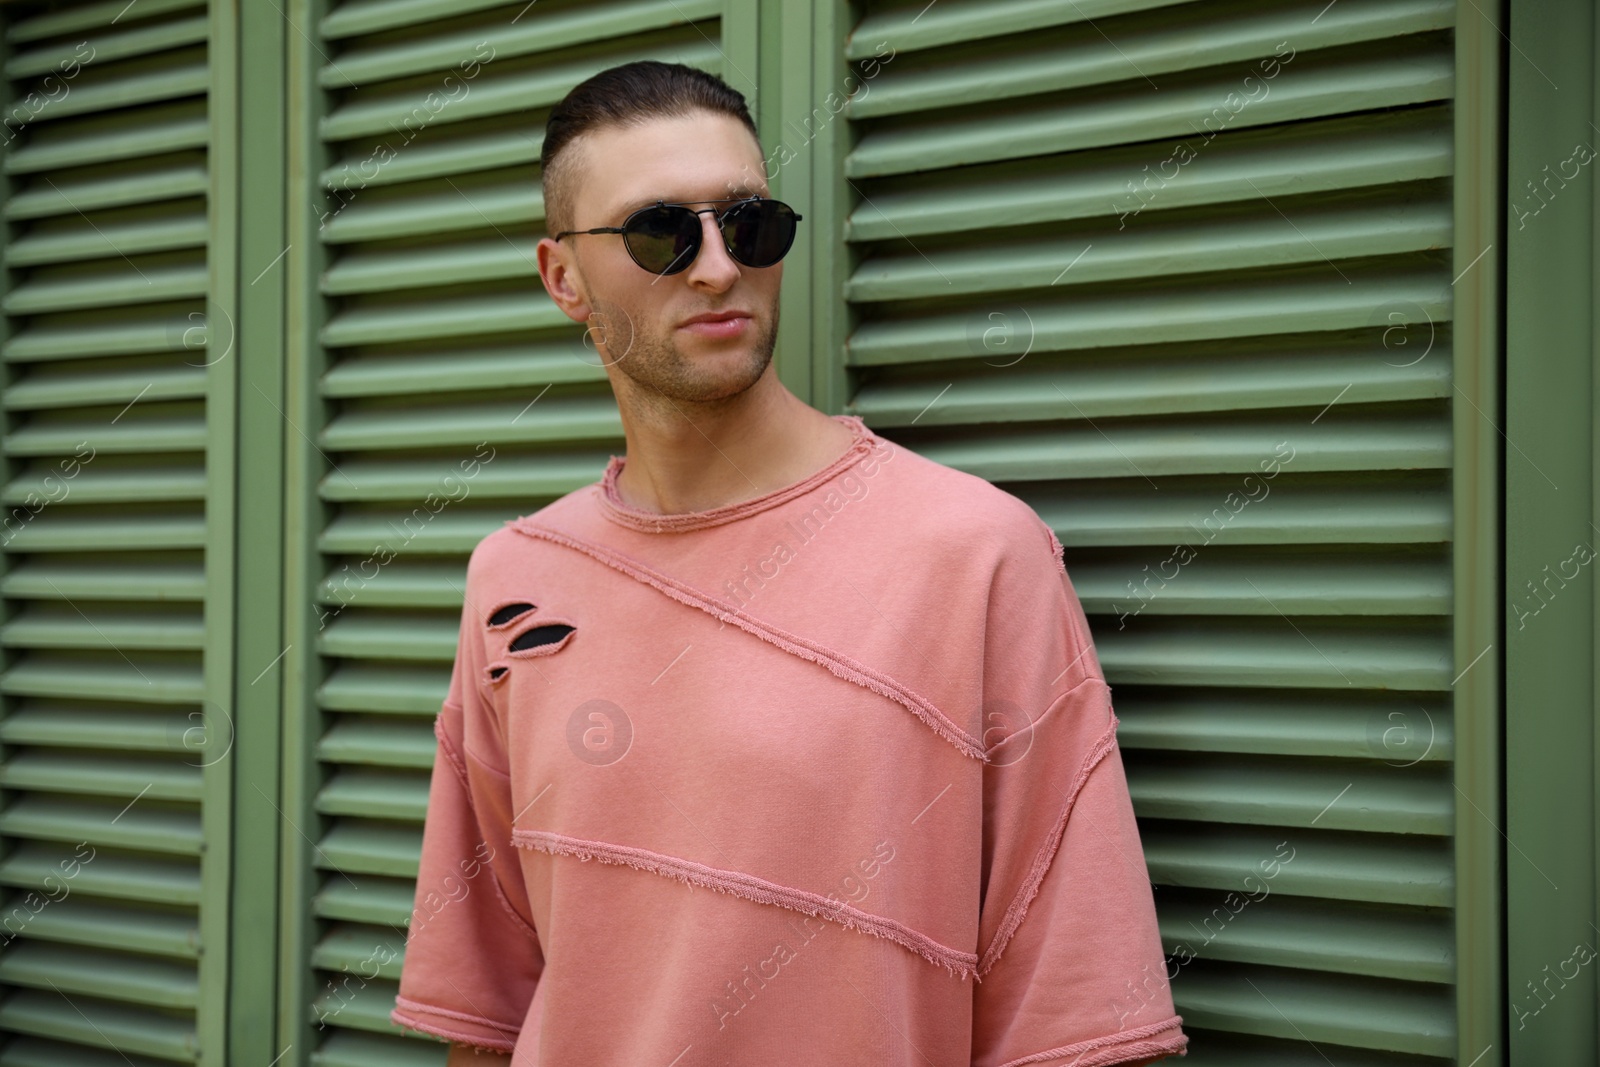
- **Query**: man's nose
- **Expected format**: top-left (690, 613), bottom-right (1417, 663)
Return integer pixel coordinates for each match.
top-left (684, 209), bottom-right (741, 286)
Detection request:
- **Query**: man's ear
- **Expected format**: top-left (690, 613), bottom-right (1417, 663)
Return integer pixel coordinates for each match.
top-left (536, 236), bottom-right (591, 324)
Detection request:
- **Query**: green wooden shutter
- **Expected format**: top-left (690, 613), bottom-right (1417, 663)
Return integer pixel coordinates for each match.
top-left (0, 0), bottom-right (230, 1064)
top-left (834, 0), bottom-right (1476, 1062)
top-left (282, 1), bottom-right (753, 1062)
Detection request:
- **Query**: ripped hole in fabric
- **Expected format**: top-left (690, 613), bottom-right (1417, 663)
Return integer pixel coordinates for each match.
top-left (509, 624), bottom-right (576, 653)
top-left (483, 662), bottom-right (510, 685)
top-left (488, 602), bottom-right (536, 627)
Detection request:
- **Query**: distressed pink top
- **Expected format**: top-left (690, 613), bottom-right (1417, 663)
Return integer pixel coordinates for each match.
top-left (390, 413), bottom-right (1188, 1066)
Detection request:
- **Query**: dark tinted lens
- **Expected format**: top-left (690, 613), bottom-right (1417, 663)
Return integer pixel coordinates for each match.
top-left (721, 199), bottom-right (797, 268)
top-left (623, 205), bottom-right (701, 274)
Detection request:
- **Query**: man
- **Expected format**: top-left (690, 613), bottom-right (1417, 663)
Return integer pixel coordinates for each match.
top-left (389, 60), bottom-right (1187, 1066)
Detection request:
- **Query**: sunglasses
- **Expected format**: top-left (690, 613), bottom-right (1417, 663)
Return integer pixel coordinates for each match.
top-left (553, 196), bottom-right (803, 276)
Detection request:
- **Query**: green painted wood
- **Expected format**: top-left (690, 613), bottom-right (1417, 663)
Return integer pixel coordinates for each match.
top-left (4, 160), bottom-right (208, 219)
top-left (846, 51), bottom-right (1452, 177)
top-left (0, 3), bottom-right (227, 1063)
top-left (0, 561), bottom-right (204, 600)
top-left (7, 59), bottom-right (209, 122)
top-left (316, 664), bottom-right (449, 715)
top-left (1503, 0), bottom-right (1597, 1063)
top-left (0, 794), bottom-right (201, 855)
top-left (0, 990), bottom-right (199, 1060)
top-left (317, 39), bottom-right (721, 140)
top-left (1143, 826), bottom-right (1453, 908)
top-left (7, 0), bottom-right (203, 44)
top-left (314, 769), bottom-right (430, 821)
top-left (4, 15), bottom-right (207, 77)
top-left (1446, 2), bottom-right (1503, 1064)
top-left (0, 941), bottom-right (199, 1009)
top-left (312, 874), bottom-right (419, 927)
top-left (1156, 892), bottom-right (1454, 983)
top-left (309, 1030), bottom-right (445, 1067)
top-left (1116, 691), bottom-right (1454, 761)
top-left (311, 924), bottom-right (405, 980)
top-left (318, 718), bottom-right (439, 769)
top-left (0, 842), bottom-right (200, 905)
top-left (847, 0), bottom-right (1199, 58)
top-left (2, 111), bottom-right (208, 174)
top-left (1172, 963), bottom-right (1454, 1057)
top-left (320, 0), bottom-right (719, 88)
top-left (0, 1041), bottom-right (195, 1067)
top-left (848, 110), bottom-right (1452, 243)
top-left (226, 0), bottom-right (288, 1060)
top-left (0, 752), bottom-right (202, 800)
top-left (850, 0), bottom-right (1451, 117)
top-left (0, 705), bottom-right (207, 749)
top-left (308, 977), bottom-right (409, 1038)
top-left (0, 896), bottom-right (199, 958)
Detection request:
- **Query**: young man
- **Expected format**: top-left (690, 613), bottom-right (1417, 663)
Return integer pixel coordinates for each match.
top-left (389, 61), bottom-right (1187, 1067)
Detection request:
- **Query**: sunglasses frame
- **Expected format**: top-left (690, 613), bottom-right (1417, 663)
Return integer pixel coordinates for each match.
top-left (553, 195), bottom-right (803, 275)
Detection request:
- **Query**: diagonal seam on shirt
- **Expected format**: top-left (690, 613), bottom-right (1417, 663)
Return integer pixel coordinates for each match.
top-left (512, 827), bottom-right (979, 980)
top-left (433, 709), bottom-right (472, 793)
top-left (977, 708), bottom-right (1121, 979)
top-left (510, 520), bottom-right (986, 759)
top-left (994, 1014), bottom-right (1187, 1067)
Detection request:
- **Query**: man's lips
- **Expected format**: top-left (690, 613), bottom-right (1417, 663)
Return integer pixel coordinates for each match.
top-left (679, 310), bottom-right (752, 327)
top-left (678, 311), bottom-right (753, 337)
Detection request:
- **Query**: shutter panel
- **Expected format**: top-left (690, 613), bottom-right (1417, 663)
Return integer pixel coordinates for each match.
top-left (0, 1), bottom-right (223, 1065)
top-left (839, 1), bottom-right (1458, 1062)
top-left (293, 2), bottom-right (738, 1062)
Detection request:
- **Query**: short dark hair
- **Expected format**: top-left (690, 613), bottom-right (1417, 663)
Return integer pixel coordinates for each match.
top-left (540, 60), bottom-right (759, 239)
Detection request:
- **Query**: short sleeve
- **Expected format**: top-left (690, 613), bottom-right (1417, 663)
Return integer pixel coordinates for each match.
top-left (971, 514), bottom-right (1187, 1067)
top-left (389, 573), bottom-right (545, 1053)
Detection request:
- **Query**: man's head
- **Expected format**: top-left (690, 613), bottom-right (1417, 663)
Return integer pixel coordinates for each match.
top-left (536, 61), bottom-right (786, 416)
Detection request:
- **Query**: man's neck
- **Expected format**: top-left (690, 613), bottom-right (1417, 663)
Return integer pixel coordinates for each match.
top-left (609, 376), bottom-right (856, 517)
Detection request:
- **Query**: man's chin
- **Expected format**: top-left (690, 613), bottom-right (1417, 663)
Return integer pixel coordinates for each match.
top-left (658, 349), bottom-right (772, 404)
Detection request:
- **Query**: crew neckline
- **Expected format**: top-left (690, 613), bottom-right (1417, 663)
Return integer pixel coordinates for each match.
top-left (594, 413), bottom-right (875, 534)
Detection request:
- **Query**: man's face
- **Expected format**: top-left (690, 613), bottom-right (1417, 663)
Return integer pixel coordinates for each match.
top-left (536, 110), bottom-right (782, 406)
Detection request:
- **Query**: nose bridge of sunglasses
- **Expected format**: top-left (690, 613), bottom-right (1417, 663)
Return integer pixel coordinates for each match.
top-left (623, 198), bottom-right (795, 275)
top-left (663, 204), bottom-right (746, 273)
top-left (671, 206), bottom-right (726, 272)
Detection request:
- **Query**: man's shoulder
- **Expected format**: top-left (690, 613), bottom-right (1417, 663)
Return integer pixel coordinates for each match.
top-left (864, 431), bottom-right (1060, 568)
top-left (462, 481), bottom-right (599, 577)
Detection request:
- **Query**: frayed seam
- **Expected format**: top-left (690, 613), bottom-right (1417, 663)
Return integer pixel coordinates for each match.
top-left (981, 675), bottom-right (1109, 761)
top-left (421, 727), bottom-right (541, 946)
top-left (1041, 519), bottom-right (1066, 573)
top-left (994, 1014), bottom-right (1187, 1067)
top-left (513, 828), bottom-right (977, 981)
top-left (511, 521), bottom-right (987, 760)
top-left (389, 1005), bottom-right (519, 1053)
top-left (485, 849), bottom-right (544, 946)
top-left (977, 711), bottom-right (1121, 977)
top-left (394, 993), bottom-right (521, 1033)
top-left (433, 715), bottom-right (472, 795)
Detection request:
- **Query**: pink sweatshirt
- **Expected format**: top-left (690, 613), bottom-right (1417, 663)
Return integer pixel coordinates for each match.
top-left (390, 413), bottom-right (1188, 1066)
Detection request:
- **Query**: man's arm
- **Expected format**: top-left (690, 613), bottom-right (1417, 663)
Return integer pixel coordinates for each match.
top-left (388, 549), bottom-right (545, 1051)
top-left (968, 511), bottom-right (1187, 1065)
